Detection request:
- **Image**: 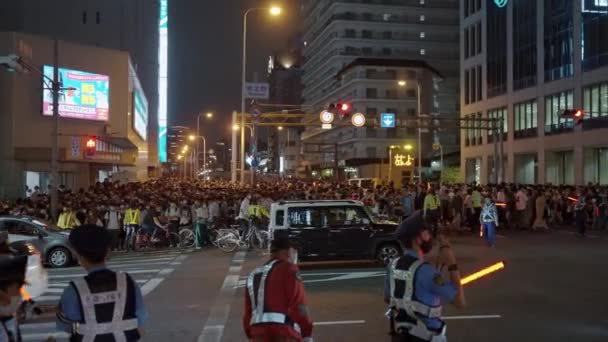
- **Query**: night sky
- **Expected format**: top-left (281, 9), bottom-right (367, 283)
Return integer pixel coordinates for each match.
top-left (168, 0), bottom-right (299, 143)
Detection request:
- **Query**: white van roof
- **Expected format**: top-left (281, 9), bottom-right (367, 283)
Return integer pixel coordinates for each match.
top-left (274, 200), bottom-right (363, 207)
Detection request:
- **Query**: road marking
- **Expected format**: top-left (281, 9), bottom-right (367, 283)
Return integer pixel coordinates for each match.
top-left (158, 268), bottom-right (175, 276)
top-left (198, 251), bottom-right (247, 342)
top-left (442, 314), bottom-right (502, 320)
top-left (229, 265), bottom-right (242, 273)
top-left (49, 269), bottom-right (160, 279)
top-left (315, 320), bottom-right (366, 326)
top-left (141, 277), bottom-right (164, 296)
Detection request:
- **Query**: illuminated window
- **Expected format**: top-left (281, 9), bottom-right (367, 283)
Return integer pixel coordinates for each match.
top-left (420, 48), bottom-right (426, 55)
top-left (420, 15), bottom-right (425, 22)
top-left (420, 32), bottom-right (426, 39)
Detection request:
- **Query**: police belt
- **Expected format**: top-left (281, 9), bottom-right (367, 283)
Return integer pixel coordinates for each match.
top-left (391, 302), bottom-right (442, 318)
top-left (401, 321), bottom-right (447, 342)
top-left (251, 312), bottom-right (302, 334)
top-left (74, 319), bottom-right (138, 335)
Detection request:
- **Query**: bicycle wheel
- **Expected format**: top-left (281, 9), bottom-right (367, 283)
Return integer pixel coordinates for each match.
top-left (255, 230), bottom-right (270, 250)
top-left (179, 229), bottom-right (196, 249)
top-left (217, 234), bottom-right (239, 252)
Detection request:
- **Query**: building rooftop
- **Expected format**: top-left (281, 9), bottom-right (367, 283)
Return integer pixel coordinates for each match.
top-left (336, 58), bottom-right (444, 79)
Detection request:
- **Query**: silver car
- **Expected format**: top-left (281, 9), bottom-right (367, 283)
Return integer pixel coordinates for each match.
top-left (0, 216), bottom-right (77, 267)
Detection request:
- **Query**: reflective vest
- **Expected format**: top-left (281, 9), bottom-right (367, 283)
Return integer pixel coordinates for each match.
top-left (481, 204), bottom-right (498, 223)
top-left (248, 205), bottom-right (269, 219)
top-left (389, 255), bottom-right (445, 341)
top-left (246, 260), bottom-right (300, 333)
top-left (124, 209), bottom-right (140, 225)
top-left (57, 212), bottom-right (79, 229)
top-left (70, 271), bottom-right (139, 342)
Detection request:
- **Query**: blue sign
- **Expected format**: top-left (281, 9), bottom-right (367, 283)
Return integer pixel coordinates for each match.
top-left (380, 113), bottom-right (396, 128)
top-left (494, 0), bottom-right (508, 8)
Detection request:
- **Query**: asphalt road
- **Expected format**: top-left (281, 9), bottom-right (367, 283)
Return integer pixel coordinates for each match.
top-left (22, 227), bottom-right (608, 342)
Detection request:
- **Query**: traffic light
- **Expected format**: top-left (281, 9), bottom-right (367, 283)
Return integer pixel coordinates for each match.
top-left (85, 137), bottom-right (97, 157)
top-left (560, 109), bottom-right (584, 125)
top-left (327, 102), bottom-right (352, 119)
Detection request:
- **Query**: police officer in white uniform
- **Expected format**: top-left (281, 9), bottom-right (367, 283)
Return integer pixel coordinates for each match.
top-left (56, 225), bottom-right (148, 342)
top-left (385, 211), bottom-right (466, 342)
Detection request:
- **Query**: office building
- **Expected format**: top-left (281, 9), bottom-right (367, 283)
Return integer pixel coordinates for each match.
top-left (0, 32), bottom-right (150, 198)
top-left (0, 0), bottom-right (160, 171)
top-left (299, 0), bottom-right (460, 183)
top-left (460, 0), bottom-right (608, 185)
top-left (167, 126), bottom-right (191, 167)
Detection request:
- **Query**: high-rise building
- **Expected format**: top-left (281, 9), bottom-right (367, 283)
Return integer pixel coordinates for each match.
top-left (268, 41), bottom-right (304, 176)
top-left (460, 0), bottom-right (608, 185)
top-left (167, 126), bottom-right (191, 167)
top-left (0, 0), bottom-right (160, 170)
top-left (299, 0), bottom-right (460, 183)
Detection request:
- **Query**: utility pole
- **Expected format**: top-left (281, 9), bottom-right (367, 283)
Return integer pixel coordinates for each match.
top-left (231, 111), bottom-right (238, 182)
top-left (50, 39), bottom-right (60, 220)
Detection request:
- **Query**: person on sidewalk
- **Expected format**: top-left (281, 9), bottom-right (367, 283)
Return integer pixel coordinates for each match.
top-left (104, 204), bottom-right (122, 251)
top-left (480, 196), bottom-right (499, 247)
top-left (243, 238), bottom-right (314, 342)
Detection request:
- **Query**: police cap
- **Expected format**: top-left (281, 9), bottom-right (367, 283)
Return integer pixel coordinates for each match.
top-left (395, 210), bottom-right (429, 241)
top-left (69, 224), bottom-right (111, 256)
top-left (0, 254), bottom-right (28, 284)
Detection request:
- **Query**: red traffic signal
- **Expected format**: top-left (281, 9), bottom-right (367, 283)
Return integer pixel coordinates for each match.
top-left (85, 137), bottom-right (96, 157)
top-left (560, 109), bottom-right (584, 124)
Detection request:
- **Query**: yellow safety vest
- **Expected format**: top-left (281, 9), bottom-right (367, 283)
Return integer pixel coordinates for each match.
top-left (57, 212), bottom-right (80, 229)
top-left (248, 205), bottom-right (269, 219)
top-left (124, 209), bottom-right (140, 225)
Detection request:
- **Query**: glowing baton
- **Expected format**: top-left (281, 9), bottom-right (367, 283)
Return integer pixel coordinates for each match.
top-left (460, 262), bottom-right (505, 286)
top-left (567, 196), bottom-right (578, 202)
top-left (20, 287), bottom-right (31, 301)
top-left (495, 202), bottom-right (507, 207)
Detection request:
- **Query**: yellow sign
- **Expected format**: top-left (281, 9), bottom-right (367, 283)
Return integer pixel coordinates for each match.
top-left (394, 154), bottom-right (414, 167)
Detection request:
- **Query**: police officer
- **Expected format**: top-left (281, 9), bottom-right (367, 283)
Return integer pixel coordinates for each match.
top-left (243, 237), bottom-right (313, 342)
top-left (0, 254), bottom-right (27, 342)
top-left (56, 225), bottom-right (148, 341)
top-left (385, 211), bottom-right (466, 342)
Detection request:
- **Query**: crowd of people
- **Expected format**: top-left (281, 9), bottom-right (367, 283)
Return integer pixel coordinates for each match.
top-left (1, 178), bottom-right (605, 243)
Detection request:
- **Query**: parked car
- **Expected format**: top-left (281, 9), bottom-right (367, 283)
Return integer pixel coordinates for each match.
top-left (268, 200), bottom-right (401, 264)
top-left (0, 216), bottom-right (77, 267)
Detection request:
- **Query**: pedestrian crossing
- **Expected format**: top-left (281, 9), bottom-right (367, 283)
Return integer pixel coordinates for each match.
top-left (20, 249), bottom-right (189, 341)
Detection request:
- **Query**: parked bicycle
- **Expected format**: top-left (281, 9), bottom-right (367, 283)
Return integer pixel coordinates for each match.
top-left (214, 222), bottom-right (269, 252)
top-left (134, 226), bottom-right (181, 251)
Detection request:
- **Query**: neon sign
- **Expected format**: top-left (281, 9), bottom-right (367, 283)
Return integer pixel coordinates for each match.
top-left (394, 154), bottom-right (414, 167)
top-left (494, 0), bottom-right (508, 7)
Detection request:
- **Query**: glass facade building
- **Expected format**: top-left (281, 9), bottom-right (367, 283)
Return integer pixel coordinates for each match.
top-left (461, 0), bottom-right (608, 185)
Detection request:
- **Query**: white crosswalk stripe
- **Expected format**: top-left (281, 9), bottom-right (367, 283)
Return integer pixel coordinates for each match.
top-left (20, 250), bottom-right (188, 341)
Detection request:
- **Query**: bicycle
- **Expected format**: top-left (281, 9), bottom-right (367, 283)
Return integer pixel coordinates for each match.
top-left (214, 221), bottom-right (269, 252)
top-left (134, 226), bottom-right (181, 251)
top-left (178, 225), bottom-right (196, 249)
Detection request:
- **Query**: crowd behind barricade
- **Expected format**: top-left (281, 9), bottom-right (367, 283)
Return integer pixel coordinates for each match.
top-left (1, 178), bottom-right (605, 245)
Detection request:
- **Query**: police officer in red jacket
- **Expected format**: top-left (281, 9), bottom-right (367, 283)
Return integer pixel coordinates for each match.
top-left (243, 237), bottom-right (313, 342)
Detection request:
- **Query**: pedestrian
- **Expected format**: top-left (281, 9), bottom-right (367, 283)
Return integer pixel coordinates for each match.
top-left (471, 187), bottom-right (482, 234)
top-left (388, 211), bottom-right (466, 342)
top-left (56, 225), bottom-right (148, 341)
top-left (533, 191), bottom-right (548, 230)
top-left (123, 202), bottom-right (141, 252)
top-left (400, 188), bottom-right (414, 220)
top-left (423, 187), bottom-right (441, 235)
top-left (243, 237), bottom-right (314, 342)
top-left (480, 196), bottom-right (499, 247)
top-left (104, 204), bottom-right (122, 251)
top-left (515, 187), bottom-right (529, 230)
top-left (0, 255), bottom-right (28, 342)
top-left (193, 200), bottom-right (209, 249)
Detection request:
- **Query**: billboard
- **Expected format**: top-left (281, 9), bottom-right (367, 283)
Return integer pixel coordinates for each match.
top-left (158, 0), bottom-right (168, 162)
top-left (133, 88), bottom-right (148, 140)
top-left (42, 66), bottom-right (109, 121)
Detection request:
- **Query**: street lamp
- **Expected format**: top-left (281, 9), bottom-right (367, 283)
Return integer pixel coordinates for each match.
top-left (188, 135), bottom-right (195, 142)
top-left (398, 80), bottom-right (422, 183)
top-left (241, 6), bottom-right (283, 184)
top-left (196, 112), bottom-right (213, 178)
top-left (205, 112), bottom-right (213, 118)
top-left (277, 126), bottom-right (283, 131)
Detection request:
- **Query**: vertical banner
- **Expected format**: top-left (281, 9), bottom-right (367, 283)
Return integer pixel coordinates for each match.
top-left (158, 0), bottom-right (169, 162)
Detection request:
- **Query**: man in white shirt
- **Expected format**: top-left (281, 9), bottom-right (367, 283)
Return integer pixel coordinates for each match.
top-left (104, 205), bottom-right (122, 251)
top-left (515, 187), bottom-right (529, 229)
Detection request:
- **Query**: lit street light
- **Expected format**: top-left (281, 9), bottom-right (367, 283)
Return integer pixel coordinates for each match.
top-left (188, 135), bottom-right (195, 141)
top-left (241, 6), bottom-right (283, 184)
top-left (206, 112), bottom-right (213, 118)
top-left (277, 126), bottom-right (284, 131)
top-left (398, 79), bottom-right (422, 183)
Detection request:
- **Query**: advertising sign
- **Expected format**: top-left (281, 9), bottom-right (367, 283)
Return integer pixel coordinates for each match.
top-left (42, 66), bottom-right (110, 121)
top-left (245, 82), bottom-right (270, 99)
top-left (158, 0), bottom-right (169, 162)
top-left (582, 0), bottom-right (608, 12)
top-left (133, 88), bottom-right (148, 140)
